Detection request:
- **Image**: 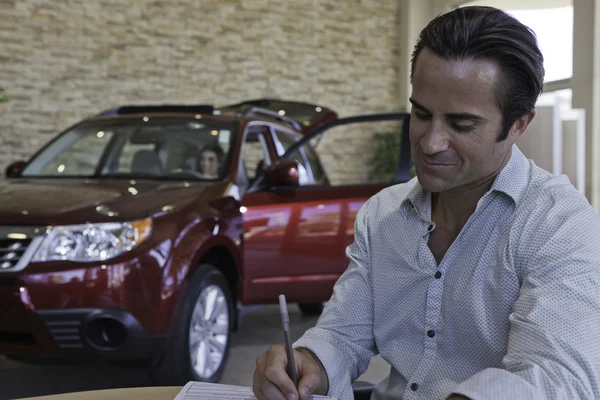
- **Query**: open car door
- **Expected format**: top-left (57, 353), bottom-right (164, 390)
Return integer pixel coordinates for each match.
top-left (239, 112), bottom-right (411, 308)
top-left (219, 99), bottom-right (338, 135)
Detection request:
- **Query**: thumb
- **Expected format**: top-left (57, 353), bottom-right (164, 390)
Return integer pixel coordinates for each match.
top-left (297, 352), bottom-right (322, 400)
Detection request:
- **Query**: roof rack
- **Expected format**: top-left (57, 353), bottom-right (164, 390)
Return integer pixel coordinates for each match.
top-left (97, 104), bottom-right (215, 117)
top-left (218, 98), bottom-right (337, 134)
top-left (244, 107), bottom-right (303, 131)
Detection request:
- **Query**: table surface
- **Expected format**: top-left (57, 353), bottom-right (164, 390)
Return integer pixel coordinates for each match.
top-left (15, 387), bottom-right (182, 400)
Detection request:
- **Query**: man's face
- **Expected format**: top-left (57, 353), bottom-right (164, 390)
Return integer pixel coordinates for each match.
top-left (409, 49), bottom-right (520, 193)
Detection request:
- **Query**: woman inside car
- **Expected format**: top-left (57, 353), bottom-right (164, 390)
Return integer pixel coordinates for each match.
top-left (198, 144), bottom-right (224, 179)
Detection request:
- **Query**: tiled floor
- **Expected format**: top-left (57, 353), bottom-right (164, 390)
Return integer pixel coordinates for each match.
top-left (0, 305), bottom-right (390, 400)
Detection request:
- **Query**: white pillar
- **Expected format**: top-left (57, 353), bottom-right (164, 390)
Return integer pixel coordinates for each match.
top-left (596, 0), bottom-right (600, 210)
top-left (572, 0), bottom-right (600, 209)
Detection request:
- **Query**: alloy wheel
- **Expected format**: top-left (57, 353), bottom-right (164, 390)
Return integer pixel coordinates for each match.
top-left (188, 284), bottom-right (229, 379)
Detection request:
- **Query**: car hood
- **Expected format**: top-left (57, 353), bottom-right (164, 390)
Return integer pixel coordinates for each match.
top-left (0, 178), bottom-right (230, 225)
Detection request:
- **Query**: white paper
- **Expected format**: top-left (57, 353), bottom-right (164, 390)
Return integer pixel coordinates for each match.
top-left (174, 381), bottom-right (337, 400)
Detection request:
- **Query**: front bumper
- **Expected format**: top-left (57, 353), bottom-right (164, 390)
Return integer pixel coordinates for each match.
top-left (0, 281), bottom-right (166, 361)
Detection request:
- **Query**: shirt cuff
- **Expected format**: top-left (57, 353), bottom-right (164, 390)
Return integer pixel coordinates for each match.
top-left (449, 368), bottom-right (541, 400)
top-left (294, 336), bottom-right (355, 400)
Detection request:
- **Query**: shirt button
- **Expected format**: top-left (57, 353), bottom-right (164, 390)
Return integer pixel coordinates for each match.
top-left (427, 224), bottom-right (434, 231)
top-left (427, 330), bottom-right (435, 337)
top-left (410, 383), bottom-right (419, 391)
top-left (434, 271), bottom-right (442, 279)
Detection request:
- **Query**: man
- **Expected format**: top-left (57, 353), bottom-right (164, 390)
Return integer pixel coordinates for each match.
top-left (253, 6), bottom-right (600, 400)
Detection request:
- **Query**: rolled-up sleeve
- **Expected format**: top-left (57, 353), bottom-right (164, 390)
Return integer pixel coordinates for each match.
top-left (294, 198), bottom-right (376, 400)
top-left (451, 189), bottom-right (600, 399)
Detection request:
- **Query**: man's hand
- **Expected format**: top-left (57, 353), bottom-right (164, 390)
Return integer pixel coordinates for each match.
top-left (253, 345), bottom-right (328, 400)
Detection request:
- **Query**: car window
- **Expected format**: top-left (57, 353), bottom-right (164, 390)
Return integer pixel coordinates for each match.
top-left (301, 144), bottom-right (325, 183)
top-left (271, 129), bottom-right (315, 186)
top-left (117, 142), bottom-right (157, 173)
top-left (37, 130), bottom-right (114, 176)
top-left (297, 119), bottom-right (413, 186)
top-left (241, 130), bottom-right (271, 183)
top-left (22, 118), bottom-right (238, 180)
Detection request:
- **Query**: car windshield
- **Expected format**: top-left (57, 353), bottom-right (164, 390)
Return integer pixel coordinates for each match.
top-left (21, 117), bottom-right (238, 180)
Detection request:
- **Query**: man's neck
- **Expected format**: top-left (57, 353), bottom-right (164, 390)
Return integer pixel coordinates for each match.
top-left (432, 184), bottom-right (490, 230)
top-left (431, 147), bottom-right (513, 230)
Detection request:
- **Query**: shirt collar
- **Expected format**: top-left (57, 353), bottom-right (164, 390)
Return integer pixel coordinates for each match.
top-left (401, 144), bottom-right (531, 216)
top-left (401, 178), bottom-right (431, 219)
top-left (488, 144), bottom-right (531, 207)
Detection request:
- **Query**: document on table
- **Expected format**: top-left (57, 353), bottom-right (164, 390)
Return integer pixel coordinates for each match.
top-left (174, 381), bottom-right (338, 400)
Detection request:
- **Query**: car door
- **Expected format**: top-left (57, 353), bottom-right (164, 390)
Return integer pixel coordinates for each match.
top-left (240, 113), bottom-right (411, 305)
top-left (239, 124), bottom-right (319, 305)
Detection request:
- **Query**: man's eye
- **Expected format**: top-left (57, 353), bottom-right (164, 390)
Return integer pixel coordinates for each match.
top-left (451, 123), bottom-right (475, 132)
top-left (414, 111), bottom-right (431, 120)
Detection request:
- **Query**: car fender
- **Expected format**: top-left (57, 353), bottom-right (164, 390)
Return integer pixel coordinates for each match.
top-left (160, 223), bottom-right (242, 334)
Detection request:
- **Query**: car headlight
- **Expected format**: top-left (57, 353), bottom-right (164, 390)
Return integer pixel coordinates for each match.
top-left (32, 219), bottom-right (152, 263)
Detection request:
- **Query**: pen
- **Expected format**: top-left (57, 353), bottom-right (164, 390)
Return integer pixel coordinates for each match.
top-left (279, 294), bottom-right (298, 387)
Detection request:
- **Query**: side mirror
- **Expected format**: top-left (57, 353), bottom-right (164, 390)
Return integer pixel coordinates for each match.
top-left (5, 160), bottom-right (27, 178)
top-left (264, 160), bottom-right (300, 188)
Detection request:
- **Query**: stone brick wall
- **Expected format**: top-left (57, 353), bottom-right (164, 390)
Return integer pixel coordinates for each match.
top-left (0, 0), bottom-right (401, 183)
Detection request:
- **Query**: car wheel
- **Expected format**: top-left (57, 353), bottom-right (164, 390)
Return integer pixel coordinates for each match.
top-left (298, 302), bottom-right (324, 316)
top-left (149, 264), bottom-right (234, 385)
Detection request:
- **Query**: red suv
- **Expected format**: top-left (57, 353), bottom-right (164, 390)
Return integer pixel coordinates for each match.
top-left (0, 99), bottom-right (410, 384)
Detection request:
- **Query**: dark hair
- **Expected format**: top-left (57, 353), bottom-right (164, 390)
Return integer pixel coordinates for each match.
top-left (410, 6), bottom-right (545, 141)
top-left (198, 143), bottom-right (225, 172)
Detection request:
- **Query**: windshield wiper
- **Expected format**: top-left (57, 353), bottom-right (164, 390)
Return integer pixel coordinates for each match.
top-left (97, 172), bottom-right (208, 181)
top-left (96, 173), bottom-right (162, 179)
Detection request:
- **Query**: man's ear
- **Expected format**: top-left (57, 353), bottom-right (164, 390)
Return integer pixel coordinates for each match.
top-left (508, 109), bottom-right (536, 143)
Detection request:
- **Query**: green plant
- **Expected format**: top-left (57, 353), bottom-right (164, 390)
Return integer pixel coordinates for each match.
top-left (0, 87), bottom-right (7, 103)
top-left (371, 122), bottom-right (415, 183)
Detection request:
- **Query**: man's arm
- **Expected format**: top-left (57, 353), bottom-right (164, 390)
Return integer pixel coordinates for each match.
top-left (451, 189), bottom-right (600, 399)
top-left (293, 198), bottom-right (377, 400)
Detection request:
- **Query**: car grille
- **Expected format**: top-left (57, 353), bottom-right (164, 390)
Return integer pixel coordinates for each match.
top-left (0, 239), bottom-right (32, 271)
top-left (44, 319), bottom-right (84, 349)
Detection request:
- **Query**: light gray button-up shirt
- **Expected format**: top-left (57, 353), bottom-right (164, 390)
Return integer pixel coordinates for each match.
top-left (294, 146), bottom-right (600, 400)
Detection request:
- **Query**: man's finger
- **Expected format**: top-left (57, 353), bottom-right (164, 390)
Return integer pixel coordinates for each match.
top-left (259, 380), bottom-right (290, 400)
top-left (254, 354), bottom-right (290, 400)
top-left (263, 345), bottom-right (291, 386)
top-left (296, 351), bottom-right (322, 400)
top-left (253, 367), bottom-right (266, 400)
top-left (264, 363), bottom-right (299, 400)
top-left (297, 373), bottom-right (320, 400)
top-left (254, 387), bottom-right (266, 400)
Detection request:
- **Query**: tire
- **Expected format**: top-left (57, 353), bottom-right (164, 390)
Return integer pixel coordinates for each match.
top-left (298, 302), bottom-right (324, 316)
top-left (149, 264), bottom-right (234, 385)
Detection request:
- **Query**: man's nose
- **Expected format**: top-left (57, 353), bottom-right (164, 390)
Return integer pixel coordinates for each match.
top-left (420, 120), bottom-right (449, 155)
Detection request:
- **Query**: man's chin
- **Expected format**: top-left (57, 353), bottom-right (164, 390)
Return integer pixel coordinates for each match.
top-left (416, 173), bottom-right (451, 193)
